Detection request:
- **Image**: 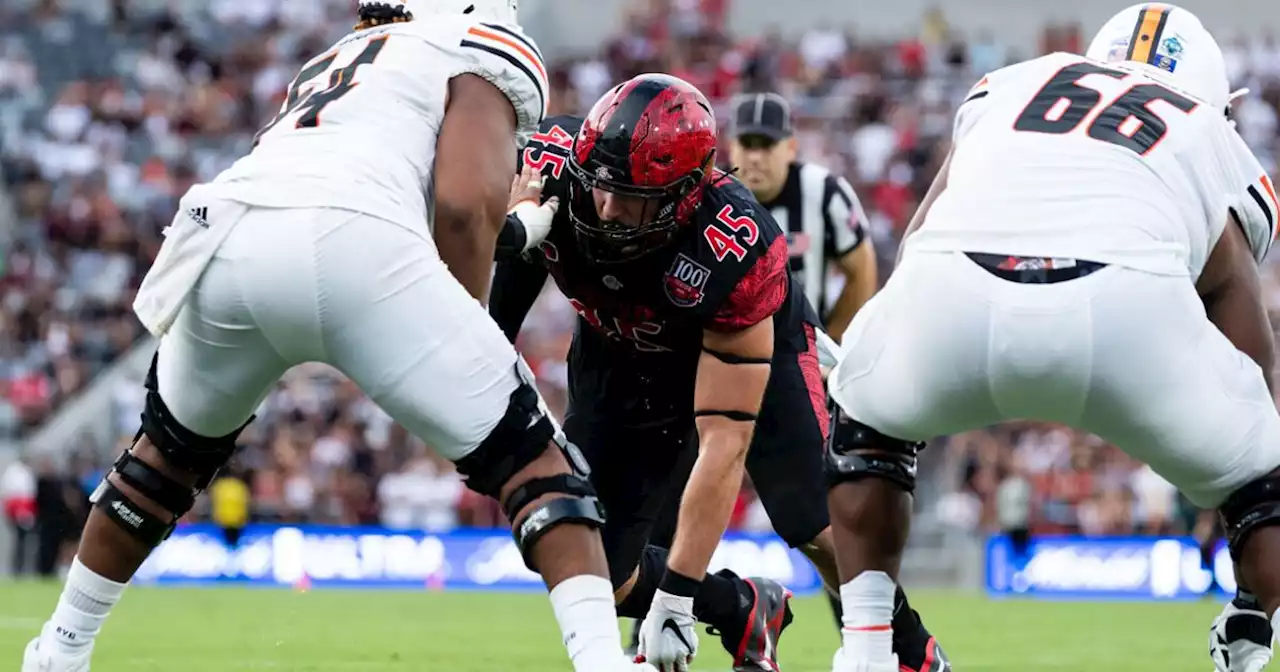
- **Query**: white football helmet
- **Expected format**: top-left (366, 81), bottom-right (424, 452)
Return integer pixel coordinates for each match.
top-left (363, 0), bottom-right (519, 25)
top-left (1085, 3), bottom-right (1232, 113)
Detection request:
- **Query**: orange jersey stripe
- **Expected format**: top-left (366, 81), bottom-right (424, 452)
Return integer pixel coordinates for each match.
top-left (466, 26), bottom-right (547, 83)
top-left (1127, 4), bottom-right (1170, 64)
top-left (1262, 175), bottom-right (1280, 239)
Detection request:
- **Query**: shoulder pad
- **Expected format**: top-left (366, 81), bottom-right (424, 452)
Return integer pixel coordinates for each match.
top-left (682, 175), bottom-right (791, 331)
top-left (456, 21), bottom-right (549, 147)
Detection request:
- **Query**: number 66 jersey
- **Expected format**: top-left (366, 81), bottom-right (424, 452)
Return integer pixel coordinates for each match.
top-left (210, 15), bottom-right (547, 232)
top-left (908, 50), bottom-right (1278, 278)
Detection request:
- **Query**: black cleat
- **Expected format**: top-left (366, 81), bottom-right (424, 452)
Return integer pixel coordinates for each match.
top-left (707, 570), bottom-right (794, 671)
top-left (892, 588), bottom-right (950, 672)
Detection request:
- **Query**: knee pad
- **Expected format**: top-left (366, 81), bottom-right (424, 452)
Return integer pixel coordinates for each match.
top-left (824, 400), bottom-right (922, 493)
top-left (453, 363), bottom-right (570, 499)
top-left (140, 354), bottom-right (249, 486)
top-left (91, 354), bottom-right (249, 547)
top-left (1219, 475), bottom-right (1280, 559)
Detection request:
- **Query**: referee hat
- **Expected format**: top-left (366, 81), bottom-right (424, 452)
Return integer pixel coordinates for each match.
top-left (732, 92), bottom-right (793, 142)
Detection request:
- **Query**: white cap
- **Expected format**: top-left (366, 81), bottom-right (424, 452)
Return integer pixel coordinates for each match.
top-left (1085, 3), bottom-right (1229, 112)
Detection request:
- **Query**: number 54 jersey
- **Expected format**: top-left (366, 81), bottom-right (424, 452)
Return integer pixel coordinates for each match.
top-left (908, 51), bottom-right (1279, 278)
top-left (209, 16), bottom-right (547, 232)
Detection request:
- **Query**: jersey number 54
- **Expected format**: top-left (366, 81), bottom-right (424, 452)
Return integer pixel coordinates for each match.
top-left (254, 37), bottom-right (390, 146)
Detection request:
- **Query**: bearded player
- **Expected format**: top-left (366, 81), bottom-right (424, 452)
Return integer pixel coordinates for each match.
top-left (823, 4), bottom-right (1280, 672)
top-left (21, 2), bottom-right (653, 671)
top-left (492, 73), bottom-right (946, 672)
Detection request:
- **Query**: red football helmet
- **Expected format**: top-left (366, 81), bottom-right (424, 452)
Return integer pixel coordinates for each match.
top-left (567, 73), bottom-right (718, 264)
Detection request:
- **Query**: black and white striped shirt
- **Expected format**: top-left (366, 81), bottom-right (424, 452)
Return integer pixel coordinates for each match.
top-left (756, 161), bottom-right (868, 321)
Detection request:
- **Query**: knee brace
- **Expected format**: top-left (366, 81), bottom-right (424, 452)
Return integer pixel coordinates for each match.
top-left (1219, 475), bottom-right (1280, 559)
top-left (452, 363), bottom-right (605, 569)
top-left (824, 400), bottom-right (923, 493)
top-left (91, 354), bottom-right (249, 547)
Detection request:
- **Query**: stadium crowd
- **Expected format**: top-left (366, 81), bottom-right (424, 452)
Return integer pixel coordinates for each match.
top-left (4, 0), bottom-right (1280, 574)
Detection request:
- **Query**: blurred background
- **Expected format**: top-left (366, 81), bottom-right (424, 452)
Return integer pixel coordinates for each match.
top-left (0, 0), bottom-right (1278, 594)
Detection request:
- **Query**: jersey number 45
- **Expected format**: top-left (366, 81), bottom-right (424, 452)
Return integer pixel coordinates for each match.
top-left (1014, 61), bottom-right (1198, 156)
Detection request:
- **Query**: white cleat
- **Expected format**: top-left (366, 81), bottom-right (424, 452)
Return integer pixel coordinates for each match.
top-left (22, 626), bottom-right (92, 672)
top-left (1209, 598), bottom-right (1273, 672)
top-left (831, 647), bottom-right (900, 672)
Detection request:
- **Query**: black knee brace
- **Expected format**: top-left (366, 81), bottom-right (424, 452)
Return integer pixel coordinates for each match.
top-left (1220, 475), bottom-right (1280, 559)
top-left (453, 364), bottom-right (606, 569)
top-left (91, 354), bottom-right (249, 547)
top-left (824, 400), bottom-right (923, 493)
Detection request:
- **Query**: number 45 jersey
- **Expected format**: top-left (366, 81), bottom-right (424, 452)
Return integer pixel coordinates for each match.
top-left (908, 51), bottom-right (1279, 278)
top-left (503, 114), bottom-right (818, 363)
top-left (209, 17), bottom-right (547, 232)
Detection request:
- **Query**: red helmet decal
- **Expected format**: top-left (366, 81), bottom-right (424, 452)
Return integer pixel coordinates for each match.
top-left (628, 84), bottom-right (717, 188)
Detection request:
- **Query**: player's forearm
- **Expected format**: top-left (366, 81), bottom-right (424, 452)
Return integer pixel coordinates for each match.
top-left (434, 201), bottom-right (500, 302)
top-left (667, 423), bottom-right (754, 579)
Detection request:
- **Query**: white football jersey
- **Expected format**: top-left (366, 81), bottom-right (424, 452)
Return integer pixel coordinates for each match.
top-left (908, 52), bottom-right (1278, 278)
top-left (208, 17), bottom-right (547, 232)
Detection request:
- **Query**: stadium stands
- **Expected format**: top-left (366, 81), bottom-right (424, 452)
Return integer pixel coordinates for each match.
top-left (4, 0), bottom-right (1280, 577)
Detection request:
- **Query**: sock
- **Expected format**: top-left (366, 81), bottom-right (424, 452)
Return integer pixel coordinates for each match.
top-left (827, 588), bottom-right (843, 632)
top-left (615, 545), bottom-right (744, 631)
top-left (549, 575), bottom-right (626, 672)
top-left (617, 545), bottom-right (667, 619)
top-left (840, 571), bottom-right (897, 665)
top-left (693, 570), bottom-right (747, 631)
top-left (46, 557), bottom-right (128, 654)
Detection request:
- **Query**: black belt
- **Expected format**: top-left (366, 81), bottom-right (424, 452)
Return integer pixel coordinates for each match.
top-left (965, 253), bottom-right (1107, 284)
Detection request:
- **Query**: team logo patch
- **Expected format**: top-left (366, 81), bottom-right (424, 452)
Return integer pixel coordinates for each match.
top-left (1153, 35), bottom-right (1183, 73)
top-left (664, 253), bottom-right (710, 307)
top-left (596, 165), bottom-right (612, 181)
top-left (1106, 37), bottom-right (1130, 62)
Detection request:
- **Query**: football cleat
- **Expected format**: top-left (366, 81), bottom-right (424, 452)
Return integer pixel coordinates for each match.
top-left (892, 588), bottom-right (950, 672)
top-left (22, 627), bottom-right (92, 672)
top-left (707, 570), bottom-right (794, 671)
top-left (1209, 596), bottom-right (1273, 672)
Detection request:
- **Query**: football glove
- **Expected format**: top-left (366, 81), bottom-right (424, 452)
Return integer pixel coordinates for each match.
top-left (637, 589), bottom-right (698, 672)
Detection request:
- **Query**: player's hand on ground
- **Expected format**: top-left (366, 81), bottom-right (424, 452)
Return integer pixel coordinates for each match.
top-left (1210, 597), bottom-right (1274, 672)
top-left (636, 589), bottom-right (698, 672)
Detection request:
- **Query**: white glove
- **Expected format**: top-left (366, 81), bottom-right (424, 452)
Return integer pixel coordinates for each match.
top-left (1210, 597), bottom-right (1274, 672)
top-left (637, 589), bottom-right (698, 672)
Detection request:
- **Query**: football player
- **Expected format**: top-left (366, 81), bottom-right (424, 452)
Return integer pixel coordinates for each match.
top-left (22, 3), bottom-right (652, 671)
top-left (823, 4), bottom-right (1280, 672)
top-left (492, 73), bottom-right (945, 672)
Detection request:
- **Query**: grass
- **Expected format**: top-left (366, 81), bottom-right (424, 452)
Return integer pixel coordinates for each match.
top-left (0, 581), bottom-right (1227, 671)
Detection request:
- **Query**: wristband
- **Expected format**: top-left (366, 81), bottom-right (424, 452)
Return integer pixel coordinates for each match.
top-left (659, 569), bottom-right (702, 598)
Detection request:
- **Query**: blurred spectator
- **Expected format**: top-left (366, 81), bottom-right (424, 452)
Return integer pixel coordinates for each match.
top-left (209, 467), bottom-right (250, 547)
top-left (1, 455), bottom-right (36, 575)
top-left (33, 456), bottom-right (81, 577)
top-left (995, 460), bottom-right (1032, 561)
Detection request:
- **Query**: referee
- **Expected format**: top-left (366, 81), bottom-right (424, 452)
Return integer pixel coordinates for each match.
top-left (729, 92), bottom-right (878, 342)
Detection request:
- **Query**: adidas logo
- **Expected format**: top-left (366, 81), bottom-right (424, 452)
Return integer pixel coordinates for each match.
top-left (188, 206), bottom-right (210, 228)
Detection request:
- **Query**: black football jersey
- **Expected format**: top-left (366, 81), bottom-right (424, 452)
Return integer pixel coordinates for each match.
top-left (492, 114), bottom-right (817, 365)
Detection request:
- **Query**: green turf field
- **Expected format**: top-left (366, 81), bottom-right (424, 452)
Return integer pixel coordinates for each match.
top-left (0, 582), bottom-right (1226, 671)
